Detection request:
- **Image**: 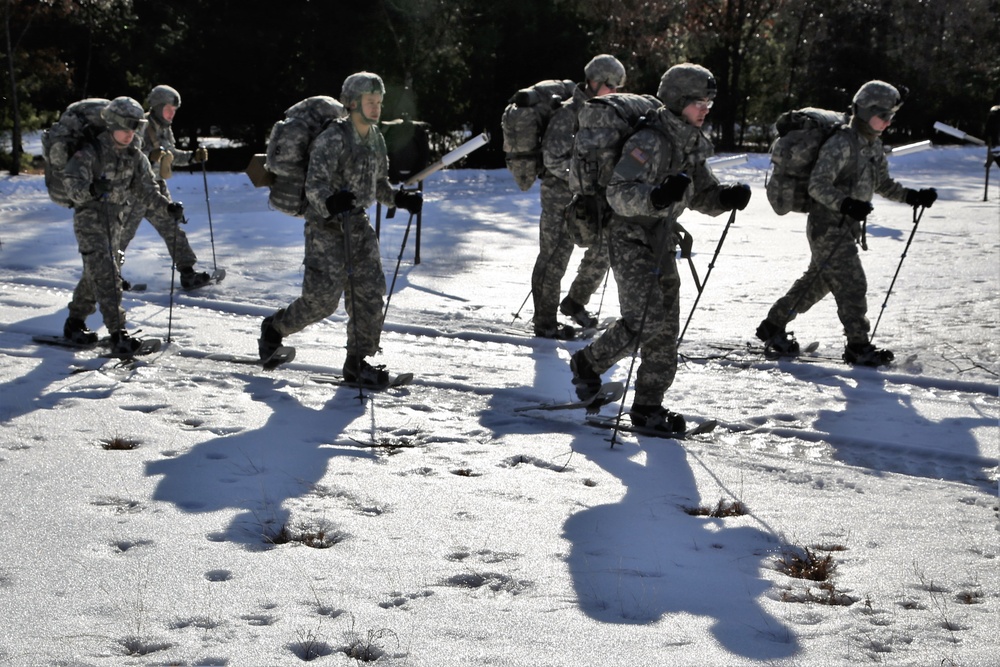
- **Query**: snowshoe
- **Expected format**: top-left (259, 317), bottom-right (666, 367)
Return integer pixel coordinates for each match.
top-left (63, 317), bottom-right (98, 346)
top-left (180, 267), bottom-right (212, 291)
top-left (843, 342), bottom-right (894, 367)
top-left (534, 322), bottom-right (576, 340)
top-left (570, 349), bottom-right (603, 401)
top-left (258, 311), bottom-right (285, 362)
top-left (755, 319), bottom-right (800, 358)
top-left (628, 404), bottom-right (687, 434)
top-left (343, 355), bottom-right (391, 388)
top-left (560, 297), bottom-right (599, 329)
top-left (106, 330), bottom-right (160, 358)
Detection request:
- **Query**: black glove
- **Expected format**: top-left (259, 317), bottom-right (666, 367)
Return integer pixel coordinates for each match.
top-left (904, 187), bottom-right (937, 208)
top-left (840, 197), bottom-right (873, 221)
top-left (650, 172), bottom-right (691, 209)
top-left (90, 177), bottom-right (112, 199)
top-left (167, 201), bottom-right (185, 222)
top-left (719, 183), bottom-right (751, 211)
top-left (326, 191), bottom-right (356, 216)
top-left (394, 189), bottom-right (423, 214)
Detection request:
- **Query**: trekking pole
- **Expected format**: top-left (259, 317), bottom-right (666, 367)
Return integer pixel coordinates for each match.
top-left (201, 160), bottom-right (221, 276)
top-left (985, 148), bottom-right (994, 202)
top-left (678, 208), bottom-right (737, 346)
top-left (166, 210), bottom-right (182, 343)
top-left (382, 211), bottom-right (414, 327)
top-left (342, 217), bottom-right (365, 402)
top-left (870, 205), bottom-right (925, 342)
top-left (607, 229), bottom-right (676, 449)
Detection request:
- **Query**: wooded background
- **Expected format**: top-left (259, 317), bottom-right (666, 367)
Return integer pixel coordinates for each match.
top-left (3, 0), bottom-right (998, 172)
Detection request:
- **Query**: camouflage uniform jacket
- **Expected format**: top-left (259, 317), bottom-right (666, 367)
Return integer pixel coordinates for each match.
top-left (303, 117), bottom-right (395, 226)
top-left (807, 121), bottom-right (908, 227)
top-left (606, 108), bottom-right (729, 233)
top-left (541, 83), bottom-right (592, 185)
top-left (143, 114), bottom-right (193, 173)
top-left (64, 131), bottom-right (167, 219)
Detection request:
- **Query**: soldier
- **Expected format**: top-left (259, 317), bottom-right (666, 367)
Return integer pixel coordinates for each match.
top-left (61, 96), bottom-right (183, 354)
top-left (530, 54), bottom-right (625, 339)
top-left (755, 80), bottom-right (937, 366)
top-left (258, 72), bottom-right (422, 385)
top-left (119, 84), bottom-right (212, 290)
top-left (569, 64), bottom-right (751, 433)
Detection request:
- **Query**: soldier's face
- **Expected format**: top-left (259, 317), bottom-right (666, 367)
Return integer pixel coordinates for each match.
top-left (358, 92), bottom-right (383, 123)
top-left (161, 104), bottom-right (178, 122)
top-left (682, 98), bottom-right (712, 127)
top-left (112, 129), bottom-right (136, 148)
top-left (869, 114), bottom-right (892, 134)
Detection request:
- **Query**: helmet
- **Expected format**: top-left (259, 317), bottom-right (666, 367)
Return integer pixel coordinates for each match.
top-left (584, 54), bottom-right (626, 89)
top-left (101, 96), bottom-right (146, 132)
top-left (340, 72), bottom-right (386, 107)
top-left (657, 63), bottom-right (717, 114)
top-left (146, 84), bottom-right (181, 110)
top-left (852, 80), bottom-right (902, 122)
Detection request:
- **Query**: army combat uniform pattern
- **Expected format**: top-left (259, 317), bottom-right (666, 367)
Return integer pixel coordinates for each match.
top-left (118, 112), bottom-right (199, 269)
top-left (581, 108), bottom-right (730, 407)
top-left (764, 119), bottom-right (908, 345)
top-left (269, 116), bottom-right (395, 359)
top-left (63, 131), bottom-right (170, 332)
top-left (531, 84), bottom-right (611, 330)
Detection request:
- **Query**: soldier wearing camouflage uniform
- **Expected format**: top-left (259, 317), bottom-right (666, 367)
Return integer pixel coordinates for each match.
top-left (259, 72), bottom-right (422, 385)
top-left (62, 96), bottom-right (182, 355)
top-left (119, 84), bottom-right (212, 290)
top-left (570, 64), bottom-right (752, 433)
top-left (530, 55), bottom-right (624, 339)
top-left (756, 80), bottom-right (937, 366)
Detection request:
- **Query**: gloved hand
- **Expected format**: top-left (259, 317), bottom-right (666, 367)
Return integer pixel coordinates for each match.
top-left (650, 172), bottom-right (691, 209)
top-left (326, 191), bottom-right (356, 217)
top-left (840, 197), bottom-right (873, 221)
top-left (167, 201), bottom-right (185, 222)
top-left (148, 147), bottom-right (165, 163)
top-left (394, 189), bottom-right (423, 214)
top-left (719, 183), bottom-right (751, 211)
top-left (192, 147), bottom-right (209, 163)
top-left (159, 150), bottom-right (174, 179)
top-left (904, 187), bottom-right (937, 208)
top-left (90, 177), bottom-right (112, 199)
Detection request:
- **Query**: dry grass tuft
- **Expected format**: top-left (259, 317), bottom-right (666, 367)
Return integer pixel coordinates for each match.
top-left (101, 436), bottom-right (140, 451)
top-left (776, 547), bottom-right (836, 581)
top-left (684, 498), bottom-right (749, 518)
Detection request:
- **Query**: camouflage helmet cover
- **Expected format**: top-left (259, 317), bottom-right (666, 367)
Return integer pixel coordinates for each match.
top-left (341, 72), bottom-right (386, 108)
top-left (101, 96), bottom-right (147, 132)
top-left (657, 63), bottom-right (717, 114)
top-left (852, 80), bottom-right (902, 121)
top-left (147, 84), bottom-right (181, 110)
top-left (584, 54), bottom-right (626, 89)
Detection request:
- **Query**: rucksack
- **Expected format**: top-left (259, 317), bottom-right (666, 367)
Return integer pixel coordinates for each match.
top-left (40, 98), bottom-right (110, 207)
top-left (262, 95), bottom-right (348, 216)
top-left (765, 107), bottom-right (848, 215)
top-left (566, 93), bottom-right (662, 246)
top-left (501, 79), bottom-right (576, 191)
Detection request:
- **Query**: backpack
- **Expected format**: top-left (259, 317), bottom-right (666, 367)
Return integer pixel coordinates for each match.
top-left (566, 93), bottom-right (662, 246)
top-left (262, 95), bottom-right (348, 216)
top-left (501, 79), bottom-right (576, 191)
top-left (40, 98), bottom-right (110, 207)
top-left (765, 107), bottom-right (848, 215)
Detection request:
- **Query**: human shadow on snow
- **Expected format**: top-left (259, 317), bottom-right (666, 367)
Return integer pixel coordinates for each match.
top-left (145, 373), bottom-right (372, 548)
top-left (479, 345), bottom-right (799, 661)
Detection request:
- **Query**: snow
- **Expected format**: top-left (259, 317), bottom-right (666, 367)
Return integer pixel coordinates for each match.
top-left (0, 145), bottom-right (997, 666)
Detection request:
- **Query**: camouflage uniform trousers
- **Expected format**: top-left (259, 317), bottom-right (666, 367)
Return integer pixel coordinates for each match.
top-left (273, 212), bottom-right (386, 357)
top-left (119, 180), bottom-right (198, 269)
top-left (765, 216), bottom-right (870, 344)
top-left (582, 218), bottom-right (680, 406)
top-left (68, 203), bottom-right (127, 332)
top-left (531, 177), bottom-right (610, 328)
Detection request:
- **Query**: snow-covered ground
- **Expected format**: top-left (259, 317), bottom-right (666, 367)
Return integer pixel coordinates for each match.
top-left (0, 145), bottom-right (996, 666)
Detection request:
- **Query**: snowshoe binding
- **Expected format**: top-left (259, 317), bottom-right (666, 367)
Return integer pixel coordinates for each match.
top-left (756, 319), bottom-right (800, 358)
top-left (106, 330), bottom-right (160, 358)
top-left (560, 297), bottom-right (599, 329)
top-left (343, 355), bottom-right (391, 389)
top-left (63, 317), bottom-right (99, 347)
top-left (628, 404), bottom-right (687, 435)
top-left (534, 322), bottom-right (576, 340)
top-left (570, 349), bottom-right (603, 401)
top-left (258, 311), bottom-right (286, 365)
top-left (843, 341), bottom-right (894, 367)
